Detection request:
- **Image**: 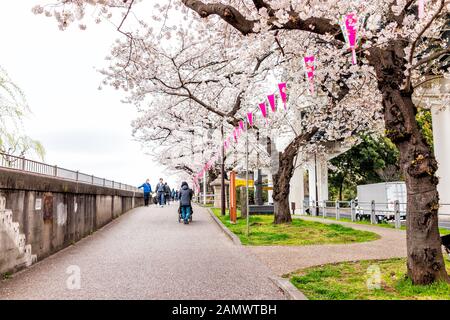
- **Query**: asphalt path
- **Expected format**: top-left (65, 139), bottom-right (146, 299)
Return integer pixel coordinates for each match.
top-left (0, 204), bottom-right (285, 300)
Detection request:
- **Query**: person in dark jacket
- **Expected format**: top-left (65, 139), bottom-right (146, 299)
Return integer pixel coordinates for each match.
top-left (179, 181), bottom-right (193, 224)
top-left (164, 182), bottom-right (171, 205)
top-left (171, 189), bottom-right (176, 201)
top-left (155, 178), bottom-right (166, 207)
top-left (138, 179), bottom-right (152, 206)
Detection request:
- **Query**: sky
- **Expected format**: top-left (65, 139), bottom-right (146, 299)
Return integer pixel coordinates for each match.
top-left (0, 1), bottom-right (180, 188)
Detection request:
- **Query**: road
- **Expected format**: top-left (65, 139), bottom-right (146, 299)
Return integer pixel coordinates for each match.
top-left (0, 205), bottom-right (285, 300)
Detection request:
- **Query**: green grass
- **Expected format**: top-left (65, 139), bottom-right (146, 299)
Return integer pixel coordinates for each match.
top-left (320, 216), bottom-right (450, 235)
top-left (211, 208), bottom-right (379, 246)
top-left (289, 257), bottom-right (450, 300)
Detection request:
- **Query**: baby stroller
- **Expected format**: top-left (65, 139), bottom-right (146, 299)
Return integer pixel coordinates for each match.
top-left (178, 204), bottom-right (193, 223)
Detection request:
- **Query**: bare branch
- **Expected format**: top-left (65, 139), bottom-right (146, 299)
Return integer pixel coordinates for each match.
top-left (412, 47), bottom-right (450, 69)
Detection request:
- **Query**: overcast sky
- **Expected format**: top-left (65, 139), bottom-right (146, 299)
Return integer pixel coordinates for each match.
top-left (0, 1), bottom-right (180, 188)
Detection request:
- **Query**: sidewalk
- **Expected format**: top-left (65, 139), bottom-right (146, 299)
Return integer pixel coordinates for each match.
top-left (0, 204), bottom-right (286, 299)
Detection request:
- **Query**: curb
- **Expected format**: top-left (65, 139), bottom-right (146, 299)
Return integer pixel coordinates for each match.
top-left (269, 276), bottom-right (308, 300)
top-left (203, 206), bottom-right (308, 300)
top-left (206, 207), bottom-right (242, 246)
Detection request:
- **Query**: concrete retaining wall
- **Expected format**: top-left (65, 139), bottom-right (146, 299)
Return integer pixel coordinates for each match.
top-left (0, 167), bottom-right (143, 274)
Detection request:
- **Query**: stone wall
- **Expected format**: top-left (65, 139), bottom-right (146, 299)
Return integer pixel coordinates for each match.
top-left (0, 167), bottom-right (143, 275)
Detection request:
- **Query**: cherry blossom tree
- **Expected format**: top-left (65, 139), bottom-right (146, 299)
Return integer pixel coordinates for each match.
top-left (32, 0), bottom-right (450, 284)
top-left (0, 66), bottom-right (45, 159)
top-left (178, 0), bottom-right (450, 286)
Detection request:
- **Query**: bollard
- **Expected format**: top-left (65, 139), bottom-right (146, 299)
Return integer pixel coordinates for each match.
top-left (322, 200), bottom-right (326, 218)
top-left (371, 200), bottom-right (376, 224)
top-left (394, 200), bottom-right (401, 229)
top-left (350, 200), bottom-right (355, 222)
top-left (336, 201), bottom-right (340, 220)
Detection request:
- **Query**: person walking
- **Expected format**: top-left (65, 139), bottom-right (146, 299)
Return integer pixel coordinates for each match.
top-left (138, 179), bottom-right (152, 206)
top-left (171, 188), bottom-right (176, 201)
top-left (155, 178), bottom-right (166, 207)
top-left (179, 181), bottom-right (193, 224)
top-left (164, 182), bottom-right (171, 205)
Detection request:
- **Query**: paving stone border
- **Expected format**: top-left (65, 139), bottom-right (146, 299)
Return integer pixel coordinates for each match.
top-left (201, 206), bottom-right (312, 299)
top-left (204, 206), bottom-right (242, 246)
top-left (268, 276), bottom-right (308, 300)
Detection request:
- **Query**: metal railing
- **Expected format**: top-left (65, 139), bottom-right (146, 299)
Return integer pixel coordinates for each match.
top-left (302, 199), bottom-right (450, 229)
top-left (195, 193), bottom-right (215, 204)
top-left (0, 152), bottom-right (142, 193)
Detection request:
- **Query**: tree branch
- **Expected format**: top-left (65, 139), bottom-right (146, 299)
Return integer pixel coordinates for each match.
top-left (182, 0), bottom-right (256, 35)
top-left (252, 0), bottom-right (274, 15)
top-left (412, 47), bottom-right (450, 69)
top-left (181, 0), bottom-right (344, 41)
top-left (406, 0), bottom-right (446, 90)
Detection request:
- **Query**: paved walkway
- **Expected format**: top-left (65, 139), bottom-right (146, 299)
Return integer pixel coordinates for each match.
top-left (0, 205), bottom-right (285, 300)
top-left (245, 216), bottom-right (407, 276)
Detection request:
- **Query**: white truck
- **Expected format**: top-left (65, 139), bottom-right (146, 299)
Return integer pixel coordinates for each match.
top-left (356, 182), bottom-right (407, 223)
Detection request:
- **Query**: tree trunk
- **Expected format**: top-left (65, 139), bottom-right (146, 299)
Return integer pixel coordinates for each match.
top-left (272, 151), bottom-right (294, 224)
top-left (338, 179), bottom-right (344, 201)
top-left (207, 167), bottom-right (219, 192)
top-left (368, 41), bottom-right (449, 285)
top-left (272, 129), bottom-right (318, 224)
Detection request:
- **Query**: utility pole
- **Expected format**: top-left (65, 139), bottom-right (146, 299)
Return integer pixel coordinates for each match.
top-left (255, 131), bottom-right (263, 205)
top-left (203, 170), bottom-right (207, 205)
top-left (221, 124), bottom-right (226, 216)
top-left (246, 116), bottom-right (250, 237)
top-left (314, 153), bottom-right (319, 216)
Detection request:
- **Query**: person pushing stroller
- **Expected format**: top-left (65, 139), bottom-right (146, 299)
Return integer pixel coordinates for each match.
top-left (178, 181), bottom-right (193, 224)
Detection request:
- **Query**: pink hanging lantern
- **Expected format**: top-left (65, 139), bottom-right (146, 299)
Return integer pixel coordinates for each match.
top-left (341, 13), bottom-right (358, 64)
top-left (259, 102), bottom-right (268, 118)
top-left (259, 102), bottom-right (269, 125)
top-left (247, 112), bottom-right (254, 127)
top-left (239, 120), bottom-right (245, 132)
top-left (278, 83), bottom-right (287, 109)
top-left (267, 94), bottom-right (276, 112)
top-left (303, 55), bottom-right (315, 95)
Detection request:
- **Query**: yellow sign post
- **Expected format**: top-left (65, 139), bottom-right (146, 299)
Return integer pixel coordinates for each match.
top-left (235, 178), bottom-right (254, 188)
